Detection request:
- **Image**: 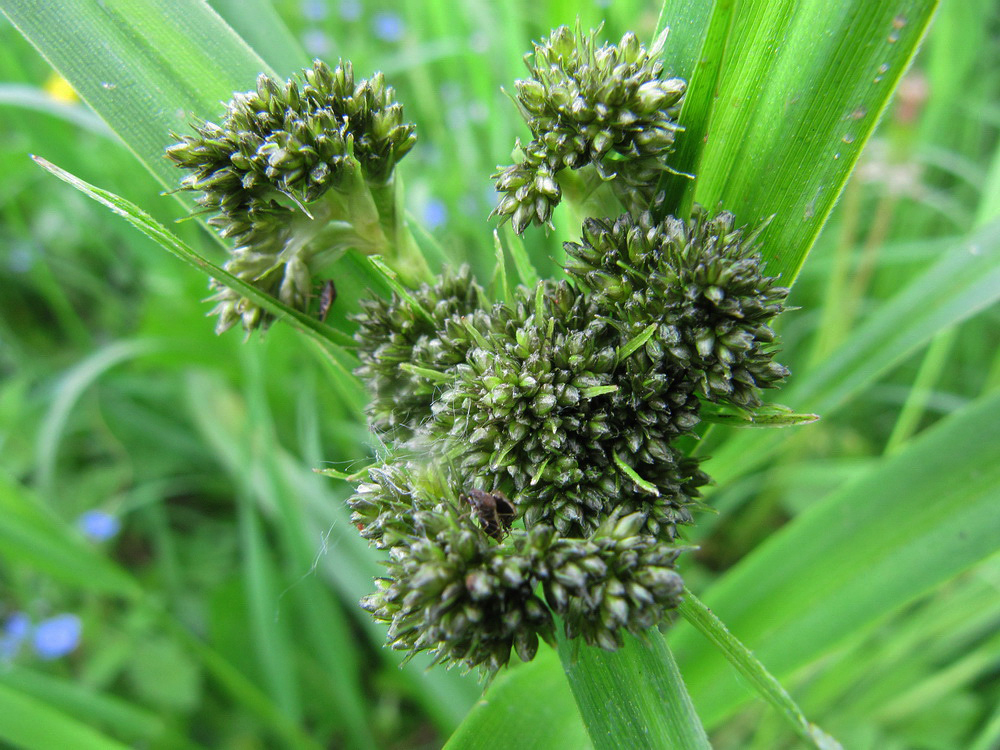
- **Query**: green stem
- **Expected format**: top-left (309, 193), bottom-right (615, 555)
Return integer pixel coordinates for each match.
top-left (556, 626), bottom-right (711, 750)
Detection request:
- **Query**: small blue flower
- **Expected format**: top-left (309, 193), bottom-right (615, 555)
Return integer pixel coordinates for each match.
top-left (423, 199), bottom-right (448, 230)
top-left (338, 0), bottom-right (361, 21)
top-left (301, 0), bottom-right (328, 21)
top-left (4, 612), bottom-right (31, 641)
top-left (373, 12), bottom-right (404, 43)
top-left (302, 29), bottom-right (332, 56)
top-left (78, 510), bottom-right (121, 542)
top-left (0, 636), bottom-right (18, 663)
top-left (0, 612), bottom-right (31, 662)
top-left (32, 614), bottom-right (81, 660)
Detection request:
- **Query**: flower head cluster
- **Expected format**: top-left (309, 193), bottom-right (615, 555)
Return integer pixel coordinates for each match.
top-left (168, 60), bottom-right (416, 333)
top-left (565, 207), bottom-right (790, 407)
top-left (351, 462), bottom-right (688, 674)
top-left (354, 265), bottom-right (486, 439)
top-left (493, 24), bottom-right (685, 233)
top-left (351, 204), bottom-right (787, 674)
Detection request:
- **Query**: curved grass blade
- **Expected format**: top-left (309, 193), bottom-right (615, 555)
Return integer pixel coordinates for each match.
top-left (678, 588), bottom-right (842, 750)
top-left (659, 0), bottom-right (939, 282)
top-left (672, 388), bottom-right (1000, 727)
top-left (0, 83), bottom-right (114, 137)
top-left (0, 683), bottom-right (131, 750)
top-left (33, 156), bottom-right (356, 351)
top-left (35, 339), bottom-right (162, 494)
top-left (558, 628), bottom-right (711, 750)
top-left (0, 0), bottom-right (274, 191)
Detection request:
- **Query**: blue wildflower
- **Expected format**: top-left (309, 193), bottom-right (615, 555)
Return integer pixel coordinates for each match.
top-left (301, 0), bottom-right (328, 21)
top-left (4, 612), bottom-right (30, 640)
top-left (423, 199), bottom-right (448, 230)
top-left (338, 0), bottom-right (361, 21)
top-left (78, 510), bottom-right (121, 542)
top-left (302, 29), bottom-right (332, 56)
top-left (32, 614), bottom-right (82, 660)
top-left (373, 11), bottom-right (404, 42)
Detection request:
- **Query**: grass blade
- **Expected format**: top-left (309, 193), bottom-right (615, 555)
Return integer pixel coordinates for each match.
top-left (0, 0), bottom-right (273, 190)
top-left (654, 0), bottom-right (715, 81)
top-left (0, 683), bottom-right (131, 750)
top-left (443, 648), bottom-right (592, 750)
top-left (32, 156), bottom-right (356, 350)
top-left (678, 588), bottom-right (842, 749)
top-left (662, 0), bottom-right (939, 281)
top-left (209, 0), bottom-right (306, 78)
top-left (673, 388), bottom-right (1000, 727)
top-left (558, 628), bottom-right (711, 750)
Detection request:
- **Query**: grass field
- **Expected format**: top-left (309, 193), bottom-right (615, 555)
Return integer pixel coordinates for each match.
top-left (0, 1), bottom-right (998, 748)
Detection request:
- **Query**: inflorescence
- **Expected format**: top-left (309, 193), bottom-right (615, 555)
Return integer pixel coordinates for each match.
top-left (167, 60), bottom-right (417, 334)
top-left (170, 26), bottom-right (792, 679)
top-left (492, 24), bottom-right (685, 234)
top-left (351, 203), bottom-right (787, 674)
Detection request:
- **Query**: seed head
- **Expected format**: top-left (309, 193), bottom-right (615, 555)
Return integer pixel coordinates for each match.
top-left (167, 60), bottom-right (416, 333)
top-left (493, 24), bottom-right (685, 233)
top-left (565, 207), bottom-right (790, 407)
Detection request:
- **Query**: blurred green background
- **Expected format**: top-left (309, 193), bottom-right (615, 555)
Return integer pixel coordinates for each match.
top-left (1, 1), bottom-right (998, 748)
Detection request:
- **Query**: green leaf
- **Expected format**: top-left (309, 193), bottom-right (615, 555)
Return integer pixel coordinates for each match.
top-left (0, 0), bottom-right (273, 191)
top-left (208, 0), bottom-right (306, 78)
top-left (678, 588), bottom-right (842, 750)
top-left (0, 682), bottom-right (131, 750)
top-left (654, 0), bottom-right (716, 81)
top-left (672, 388), bottom-right (1000, 727)
top-left (699, 402), bottom-right (820, 428)
top-left (444, 648), bottom-right (592, 750)
top-left (616, 323), bottom-right (657, 363)
top-left (501, 225), bottom-right (540, 288)
top-left (658, 0), bottom-right (738, 217)
top-left (32, 157), bottom-right (356, 351)
top-left (663, 0), bottom-right (939, 281)
top-left (558, 628), bottom-right (711, 750)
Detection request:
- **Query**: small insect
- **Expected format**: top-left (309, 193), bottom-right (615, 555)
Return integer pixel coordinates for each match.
top-left (317, 279), bottom-right (337, 322)
top-left (461, 489), bottom-right (516, 542)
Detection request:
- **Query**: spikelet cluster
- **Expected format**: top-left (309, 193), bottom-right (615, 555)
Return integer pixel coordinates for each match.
top-left (493, 24), bottom-right (685, 233)
top-left (564, 207), bottom-right (790, 407)
top-left (168, 60), bottom-right (416, 333)
top-left (350, 203), bottom-right (789, 674)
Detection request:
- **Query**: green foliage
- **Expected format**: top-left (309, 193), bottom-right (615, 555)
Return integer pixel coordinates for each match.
top-left (2, 1), bottom-right (998, 749)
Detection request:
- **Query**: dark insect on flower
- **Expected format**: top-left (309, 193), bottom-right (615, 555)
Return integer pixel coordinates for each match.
top-left (462, 489), bottom-right (516, 541)
top-left (317, 279), bottom-right (337, 321)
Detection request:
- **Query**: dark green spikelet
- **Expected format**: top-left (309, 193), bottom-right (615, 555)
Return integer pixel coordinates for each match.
top-left (348, 463), bottom-right (427, 550)
top-left (354, 265), bottom-right (487, 439)
top-left (565, 207), bottom-right (790, 407)
top-left (356, 463), bottom-right (555, 677)
top-left (427, 282), bottom-right (623, 529)
top-left (418, 279), bottom-right (706, 540)
top-left (167, 60), bottom-right (416, 333)
top-left (532, 514), bottom-right (686, 650)
top-left (493, 24), bottom-right (685, 233)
